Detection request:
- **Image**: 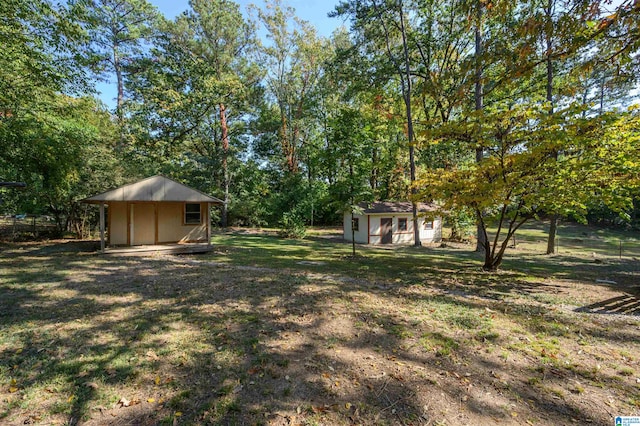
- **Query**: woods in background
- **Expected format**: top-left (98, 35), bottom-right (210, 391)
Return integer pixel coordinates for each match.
top-left (1, 0), bottom-right (639, 265)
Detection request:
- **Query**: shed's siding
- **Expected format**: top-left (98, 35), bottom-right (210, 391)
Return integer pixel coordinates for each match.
top-left (158, 202), bottom-right (207, 243)
top-left (418, 217), bottom-right (442, 243)
top-left (343, 212), bottom-right (368, 244)
top-left (109, 202), bottom-right (128, 245)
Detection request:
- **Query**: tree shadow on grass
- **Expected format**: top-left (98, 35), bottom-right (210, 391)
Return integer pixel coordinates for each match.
top-left (1, 247), bottom-right (426, 424)
top-left (576, 294), bottom-right (640, 316)
top-left (1, 240), bottom-right (639, 425)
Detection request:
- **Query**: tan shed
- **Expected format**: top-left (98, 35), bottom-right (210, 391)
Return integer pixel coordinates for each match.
top-left (83, 175), bottom-right (222, 252)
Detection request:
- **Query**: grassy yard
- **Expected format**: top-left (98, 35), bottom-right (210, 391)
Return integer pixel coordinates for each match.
top-left (496, 222), bottom-right (640, 259)
top-left (0, 225), bottom-right (639, 425)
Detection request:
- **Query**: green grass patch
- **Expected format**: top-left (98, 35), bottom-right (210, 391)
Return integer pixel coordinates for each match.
top-left (1, 224), bottom-right (639, 425)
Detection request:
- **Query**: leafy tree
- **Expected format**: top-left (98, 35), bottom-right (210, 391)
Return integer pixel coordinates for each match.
top-left (0, 0), bottom-right (122, 236)
top-left (1, 95), bottom-right (122, 235)
top-left (255, 0), bottom-right (328, 174)
top-left (186, 0), bottom-right (259, 226)
top-left (419, 105), bottom-right (640, 271)
top-left (1, 0), bottom-right (88, 112)
top-left (333, 0), bottom-right (425, 246)
top-left (126, 0), bottom-right (259, 226)
top-left (328, 105), bottom-right (374, 255)
top-left (69, 0), bottom-right (160, 120)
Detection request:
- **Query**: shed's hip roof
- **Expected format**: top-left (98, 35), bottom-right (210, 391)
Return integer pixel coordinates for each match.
top-left (82, 175), bottom-right (222, 203)
top-left (357, 201), bottom-right (437, 214)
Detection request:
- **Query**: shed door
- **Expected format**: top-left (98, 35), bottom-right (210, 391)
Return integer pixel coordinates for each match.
top-left (131, 204), bottom-right (156, 245)
top-left (381, 218), bottom-right (393, 244)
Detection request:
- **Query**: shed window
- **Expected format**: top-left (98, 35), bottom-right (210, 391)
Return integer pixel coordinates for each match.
top-left (424, 221), bottom-right (433, 230)
top-left (185, 203), bottom-right (202, 224)
top-left (352, 217), bottom-right (359, 231)
top-left (398, 218), bottom-right (408, 231)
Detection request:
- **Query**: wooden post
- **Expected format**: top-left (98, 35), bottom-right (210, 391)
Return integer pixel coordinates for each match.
top-left (620, 240), bottom-right (622, 260)
top-left (207, 203), bottom-right (212, 247)
top-left (99, 203), bottom-right (105, 253)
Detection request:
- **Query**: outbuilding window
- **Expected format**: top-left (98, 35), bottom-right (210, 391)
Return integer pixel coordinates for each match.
top-left (185, 203), bottom-right (202, 224)
top-left (352, 217), bottom-right (359, 231)
top-left (424, 221), bottom-right (433, 230)
top-left (398, 218), bottom-right (408, 231)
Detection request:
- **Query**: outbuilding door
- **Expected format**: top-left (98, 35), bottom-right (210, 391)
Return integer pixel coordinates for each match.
top-left (131, 203), bottom-right (156, 245)
top-left (381, 218), bottom-right (393, 244)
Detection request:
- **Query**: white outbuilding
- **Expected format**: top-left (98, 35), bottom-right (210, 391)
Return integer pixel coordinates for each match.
top-left (343, 202), bottom-right (442, 245)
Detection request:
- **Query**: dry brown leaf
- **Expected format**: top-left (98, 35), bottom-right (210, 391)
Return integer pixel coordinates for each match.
top-left (84, 382), bottom-right (99, 389)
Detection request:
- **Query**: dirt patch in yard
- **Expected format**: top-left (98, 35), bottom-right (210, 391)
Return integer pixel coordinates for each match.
top-left (0, 239), bottom-right (639, 425)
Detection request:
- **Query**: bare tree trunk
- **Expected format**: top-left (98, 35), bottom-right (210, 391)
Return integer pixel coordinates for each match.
top-left (370, 148), bottom-right (378, 192)
top-left (371, 0), bottom-right (420, 245)
top-left (220, 103), bottom-right (230, 227)
top-left (279, 107), bottom-right (298, 173)
top-left (113, 43), bottom-right (127, 151)
top-left (547, 214), bottom-right (558, 254)
top-left (114, 45), bottom-right (124, 122)
top-left (544, 0), bottom-right (558, 255)
top-left (350, 162), bottom-right (356, 257)
top-left (598, 73), bottom-right (605, 115)
top-left (397, 1), bottom-right (420, 247)
top-left (474, 0), bottom-right (486, 253)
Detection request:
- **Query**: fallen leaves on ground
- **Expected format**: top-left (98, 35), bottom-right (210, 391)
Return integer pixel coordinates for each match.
top-left (117, 397), bottom-right (140, 408)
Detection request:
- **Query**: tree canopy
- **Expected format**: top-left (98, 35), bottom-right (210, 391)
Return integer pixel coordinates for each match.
top-left (1, 0), bottom-right (639, 269)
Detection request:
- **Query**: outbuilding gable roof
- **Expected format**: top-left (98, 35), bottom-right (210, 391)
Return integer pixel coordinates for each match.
top-left (358, 201), bottom-right (437, 214)
top-left (83, 175), bottom-right (222, 204)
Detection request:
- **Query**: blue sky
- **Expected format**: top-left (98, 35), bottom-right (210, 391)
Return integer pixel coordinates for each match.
top-left (156, 0), bottom-right (345, 34)
top-left (96, 0), bottom-right (345, 108)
